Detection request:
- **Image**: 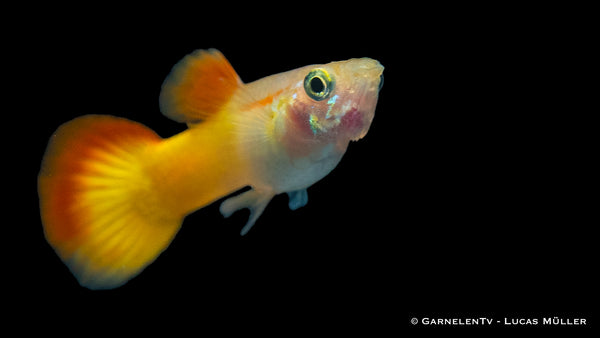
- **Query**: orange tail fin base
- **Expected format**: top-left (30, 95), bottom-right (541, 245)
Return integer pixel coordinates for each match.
top-left (38, 115), bottom-right (182, 289)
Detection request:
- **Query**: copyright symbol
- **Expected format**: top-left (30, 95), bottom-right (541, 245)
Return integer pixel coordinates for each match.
top-left (411, 317), bottom-right (419, 325)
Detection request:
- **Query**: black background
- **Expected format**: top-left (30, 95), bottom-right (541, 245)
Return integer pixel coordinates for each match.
top-left (13, 3), bottom-right (594, 333)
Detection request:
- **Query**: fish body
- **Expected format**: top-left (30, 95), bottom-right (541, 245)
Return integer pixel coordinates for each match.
top-left (38, 49), bottom-right (383, 289)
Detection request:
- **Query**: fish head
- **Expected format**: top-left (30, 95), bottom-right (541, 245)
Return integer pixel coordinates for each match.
top-left (278, 57), bottom-right (384, 156)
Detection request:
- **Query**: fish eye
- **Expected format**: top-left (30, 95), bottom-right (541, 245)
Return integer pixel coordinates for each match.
top-left (304, 69), bottom-right (334, 101)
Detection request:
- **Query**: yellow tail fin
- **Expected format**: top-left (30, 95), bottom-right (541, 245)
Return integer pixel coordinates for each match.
top-left (38, 115), bottom-right (182, 289)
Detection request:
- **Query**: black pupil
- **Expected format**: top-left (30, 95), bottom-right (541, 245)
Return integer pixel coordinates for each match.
top-left (310, 77), bottom-right (325, 94)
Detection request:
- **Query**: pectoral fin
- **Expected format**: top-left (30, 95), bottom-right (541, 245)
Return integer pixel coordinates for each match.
top-left (287, 189), bottom-right (308, 210)
top-left (220, 188), bottom-right (274, 236)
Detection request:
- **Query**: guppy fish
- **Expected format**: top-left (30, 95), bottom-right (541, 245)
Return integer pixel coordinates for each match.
top-left (38, 49), bottom-right (384, 289)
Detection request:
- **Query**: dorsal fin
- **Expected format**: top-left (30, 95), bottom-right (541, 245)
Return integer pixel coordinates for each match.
top-left (159, 49), bottom-right (242, 124)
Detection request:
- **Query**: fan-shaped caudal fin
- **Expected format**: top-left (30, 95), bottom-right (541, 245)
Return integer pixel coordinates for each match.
top-left (38, 115), bottom-right (182, 289)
